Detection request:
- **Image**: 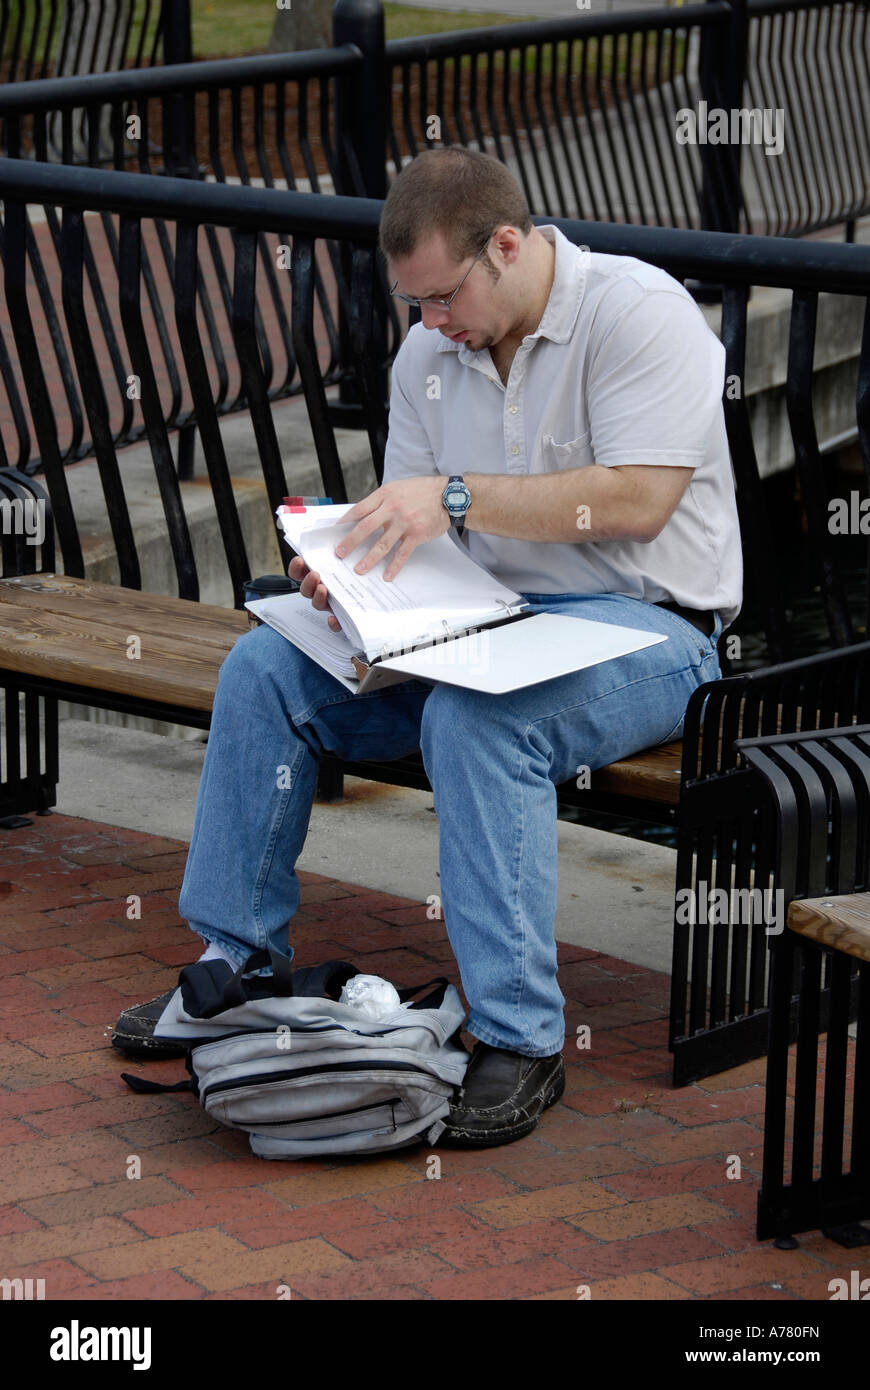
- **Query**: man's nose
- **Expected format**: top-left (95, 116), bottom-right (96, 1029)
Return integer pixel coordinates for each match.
top-left (420, 302), bottom-right (451, 330)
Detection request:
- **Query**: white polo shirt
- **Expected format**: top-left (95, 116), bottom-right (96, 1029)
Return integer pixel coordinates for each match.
top-left (382, 223), bottom-right (743, 627)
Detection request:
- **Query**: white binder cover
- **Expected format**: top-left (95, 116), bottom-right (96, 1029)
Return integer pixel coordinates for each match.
top-left (246, 592), bottom-right (667, 695)
top-left (369, 612), bottom-right (667, 694)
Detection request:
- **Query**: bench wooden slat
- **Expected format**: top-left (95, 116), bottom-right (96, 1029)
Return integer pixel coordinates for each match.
top-left (590, 741), bottom-right (682, 805)
top-left (788, 893), bottom-right (870, 965)
top-left (0, 574), bottom-right (686, 796)
top-left (0, 575), bottom-right (248, 711)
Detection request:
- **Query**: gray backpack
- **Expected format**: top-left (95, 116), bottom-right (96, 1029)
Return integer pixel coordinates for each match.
top-left (122, 951), bottom-right (470, 1159)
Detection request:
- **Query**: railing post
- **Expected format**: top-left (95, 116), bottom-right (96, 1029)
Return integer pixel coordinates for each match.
top-left (331, 0), bottom-right (388, 429)
top-left (699, 0), bottom-right (748, 233)
top-left (160, 0), bottom-right (196, 179)
top-left (333, 0), bottom-right (387, 201)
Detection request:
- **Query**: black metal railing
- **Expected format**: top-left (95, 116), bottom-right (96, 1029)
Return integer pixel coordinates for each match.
top-left (745, 0), bottom-right (870, 241)
top-left (1, 159), bottom-right (868, 644)
top-left (0, 0), bottom-right (866, 482)
top-left (5, 1), bottom-right (867, 243)
top-left (386, 4), bottom-right (733, 231)
top-left (0, 0), bottom-right (164, 85)
top-left (0, 46), bottom-right (407, 478)
top-left (0, 159), bottom-right (385, 604)
top-left (384, 0), bottom-right (869, 237)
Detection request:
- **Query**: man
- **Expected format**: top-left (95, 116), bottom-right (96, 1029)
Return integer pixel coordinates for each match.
top-left (113, 147), bottom-right (741, 1149)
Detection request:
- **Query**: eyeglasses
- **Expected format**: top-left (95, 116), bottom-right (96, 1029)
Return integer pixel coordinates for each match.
top-left (389, 236), bottom-right (492, 310)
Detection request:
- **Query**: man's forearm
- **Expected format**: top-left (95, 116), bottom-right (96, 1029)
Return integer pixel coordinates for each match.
top-left (333, 464), bottom-right (694, 582)
top-left (462, 466), bottom-right (678, 545)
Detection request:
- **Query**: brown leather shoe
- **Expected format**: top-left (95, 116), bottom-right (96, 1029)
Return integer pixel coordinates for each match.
top-left (437, 1041), bottom-right (565, 1148)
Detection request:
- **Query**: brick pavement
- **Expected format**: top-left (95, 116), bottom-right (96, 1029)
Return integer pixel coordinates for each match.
top-left (0, 812), bottom-right (862, 1301)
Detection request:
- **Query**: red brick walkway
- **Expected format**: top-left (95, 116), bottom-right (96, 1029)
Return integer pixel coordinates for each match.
top-left (0, 812), bottom-right (862, 1301)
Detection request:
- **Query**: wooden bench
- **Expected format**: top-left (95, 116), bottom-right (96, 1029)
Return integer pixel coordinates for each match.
top-left (1, 159), bottom-right (869, 1086)
top-left (788, 895), bottom-right (870, 967)
top-left (0, 574), bottom-right (248, 724)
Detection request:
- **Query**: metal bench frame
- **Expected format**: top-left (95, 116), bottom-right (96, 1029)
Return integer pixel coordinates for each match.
top-left (735, 724), bottom-right (870, 1246)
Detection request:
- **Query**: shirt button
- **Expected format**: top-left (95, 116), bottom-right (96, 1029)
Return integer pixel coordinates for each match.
top-left (508, 405), bottom-right (518, 415)
top-left (510, 445), bottom-right (520, 456)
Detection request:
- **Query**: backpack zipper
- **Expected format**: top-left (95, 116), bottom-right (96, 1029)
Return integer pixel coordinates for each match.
top-left (200, 1058), bottom-right (434, 1106)
top-left (243, 1098), bottom-right (405, 1128)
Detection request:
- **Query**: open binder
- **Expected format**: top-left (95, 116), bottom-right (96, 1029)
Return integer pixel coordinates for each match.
top-left (245, 502), bottom-right (667, 694)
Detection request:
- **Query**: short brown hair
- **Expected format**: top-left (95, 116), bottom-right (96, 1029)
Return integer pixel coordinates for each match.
top-left (379, 147), bottom-right (533, 273)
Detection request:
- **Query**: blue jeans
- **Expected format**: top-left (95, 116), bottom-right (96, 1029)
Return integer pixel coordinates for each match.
top-left (179, 593), bottom-right (723, 1057)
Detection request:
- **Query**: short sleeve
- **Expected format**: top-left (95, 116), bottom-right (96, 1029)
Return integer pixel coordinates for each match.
top-left (586, 289), bottom-right (726, 469)
top-left (382, 338), bottom-right (439, 485)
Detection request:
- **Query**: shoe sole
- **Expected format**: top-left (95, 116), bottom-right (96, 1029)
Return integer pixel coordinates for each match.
top-left (110, 1031), bottom-right (189, 1060)
top-left (437, 1059), bottom-right (565, 1149)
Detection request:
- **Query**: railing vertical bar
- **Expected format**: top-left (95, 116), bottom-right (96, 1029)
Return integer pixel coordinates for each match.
top-left (289, 234), bottom-right (348, 507)
top-left (117, 214), bottom-right (198, 599)
top-left (174, 220), bottom-right (251, 607)
top-left (786, 289), bottom-right (853, 648)
top-left (231, 227), bottom-right (290, 515)
top-left (59, 206), bottom-right (140, 589)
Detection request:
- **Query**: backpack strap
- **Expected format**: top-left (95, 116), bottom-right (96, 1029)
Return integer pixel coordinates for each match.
top-left (120, 1073), bottom-right (194, 1094)
top-left (179, 947), bottom-right (296, 1018)
top-left (291, 960), bottom-right (358, 1000)
top-left (397, 977), bottom-right (450, 1010)
top-left (178, 951), bottom-right (360, 1019)
top-left (121, 1050), bottom-right (199, 1098)
top-left (220, 948), bottom-right (296, 1008)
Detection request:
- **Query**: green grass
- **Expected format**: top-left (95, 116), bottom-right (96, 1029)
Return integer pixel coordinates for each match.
top-left (189, 3), bottom-right (677, 87)
top-left (1, 2), bottom-right (539, 65)
top-left (192, 2), bottom-right (539, 58)
top-left (3, 0), bottom-right (676, 91)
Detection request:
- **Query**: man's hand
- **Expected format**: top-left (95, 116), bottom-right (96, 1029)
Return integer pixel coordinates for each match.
top-left (333, 476), bottom-right (448, 580)
top-left (287, 556), bottom-right (342, 631)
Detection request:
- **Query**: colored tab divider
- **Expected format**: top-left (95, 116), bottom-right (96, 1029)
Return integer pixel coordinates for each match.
top-left (282, 496), bottom-right (332, 506)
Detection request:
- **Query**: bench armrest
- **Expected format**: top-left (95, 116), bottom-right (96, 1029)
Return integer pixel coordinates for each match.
top-left (681, 638), bottom-right (870, 786)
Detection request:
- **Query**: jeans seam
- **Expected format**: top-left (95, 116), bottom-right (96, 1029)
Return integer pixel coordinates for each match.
top-left (508, 721), bottom-right (532, 1039)
top-left (250, 740), bottom-right (305, 942)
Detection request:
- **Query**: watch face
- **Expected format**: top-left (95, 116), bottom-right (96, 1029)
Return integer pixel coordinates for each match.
top-left (445, 484), bottom-right (469, 511)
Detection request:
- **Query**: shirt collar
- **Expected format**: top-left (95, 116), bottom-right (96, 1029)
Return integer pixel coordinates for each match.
top-left (434, 224), bottom-right (587, 359)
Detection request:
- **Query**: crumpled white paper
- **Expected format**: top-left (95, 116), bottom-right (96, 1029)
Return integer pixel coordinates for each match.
top-left (339, 973), bottom-right (406, 1020)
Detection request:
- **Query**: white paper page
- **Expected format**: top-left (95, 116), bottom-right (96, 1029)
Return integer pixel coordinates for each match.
top-left (245, 594), bottom-right (359, 689)
top-left (277, 504), bottom-right (525, 658)
top-left (374, 612), bottom-right (668, 694)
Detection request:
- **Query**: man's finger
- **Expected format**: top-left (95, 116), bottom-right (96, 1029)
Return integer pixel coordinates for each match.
top-left (335, 514), bottom-right (389, 564)
top-left (352, 525), bottom-right (404, 576)
top-left (382, 539), bottom-right (416, 581)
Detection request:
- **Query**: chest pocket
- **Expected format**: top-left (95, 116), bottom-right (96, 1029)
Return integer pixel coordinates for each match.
top-left (541, 430), bottom-right (595, 471)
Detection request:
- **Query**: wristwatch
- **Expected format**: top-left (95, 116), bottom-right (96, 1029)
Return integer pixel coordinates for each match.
top-left (442, 475), bottom-right (472, 538)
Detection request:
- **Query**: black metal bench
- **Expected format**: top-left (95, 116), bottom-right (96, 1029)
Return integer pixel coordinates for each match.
top-left (0, 159), bottom-right (869, 1088)
top-left (735, 723), bottom-right (870, 1247)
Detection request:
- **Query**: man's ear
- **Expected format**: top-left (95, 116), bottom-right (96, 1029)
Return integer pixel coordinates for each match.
top-left (491, 226), bottom-right (522, 268)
